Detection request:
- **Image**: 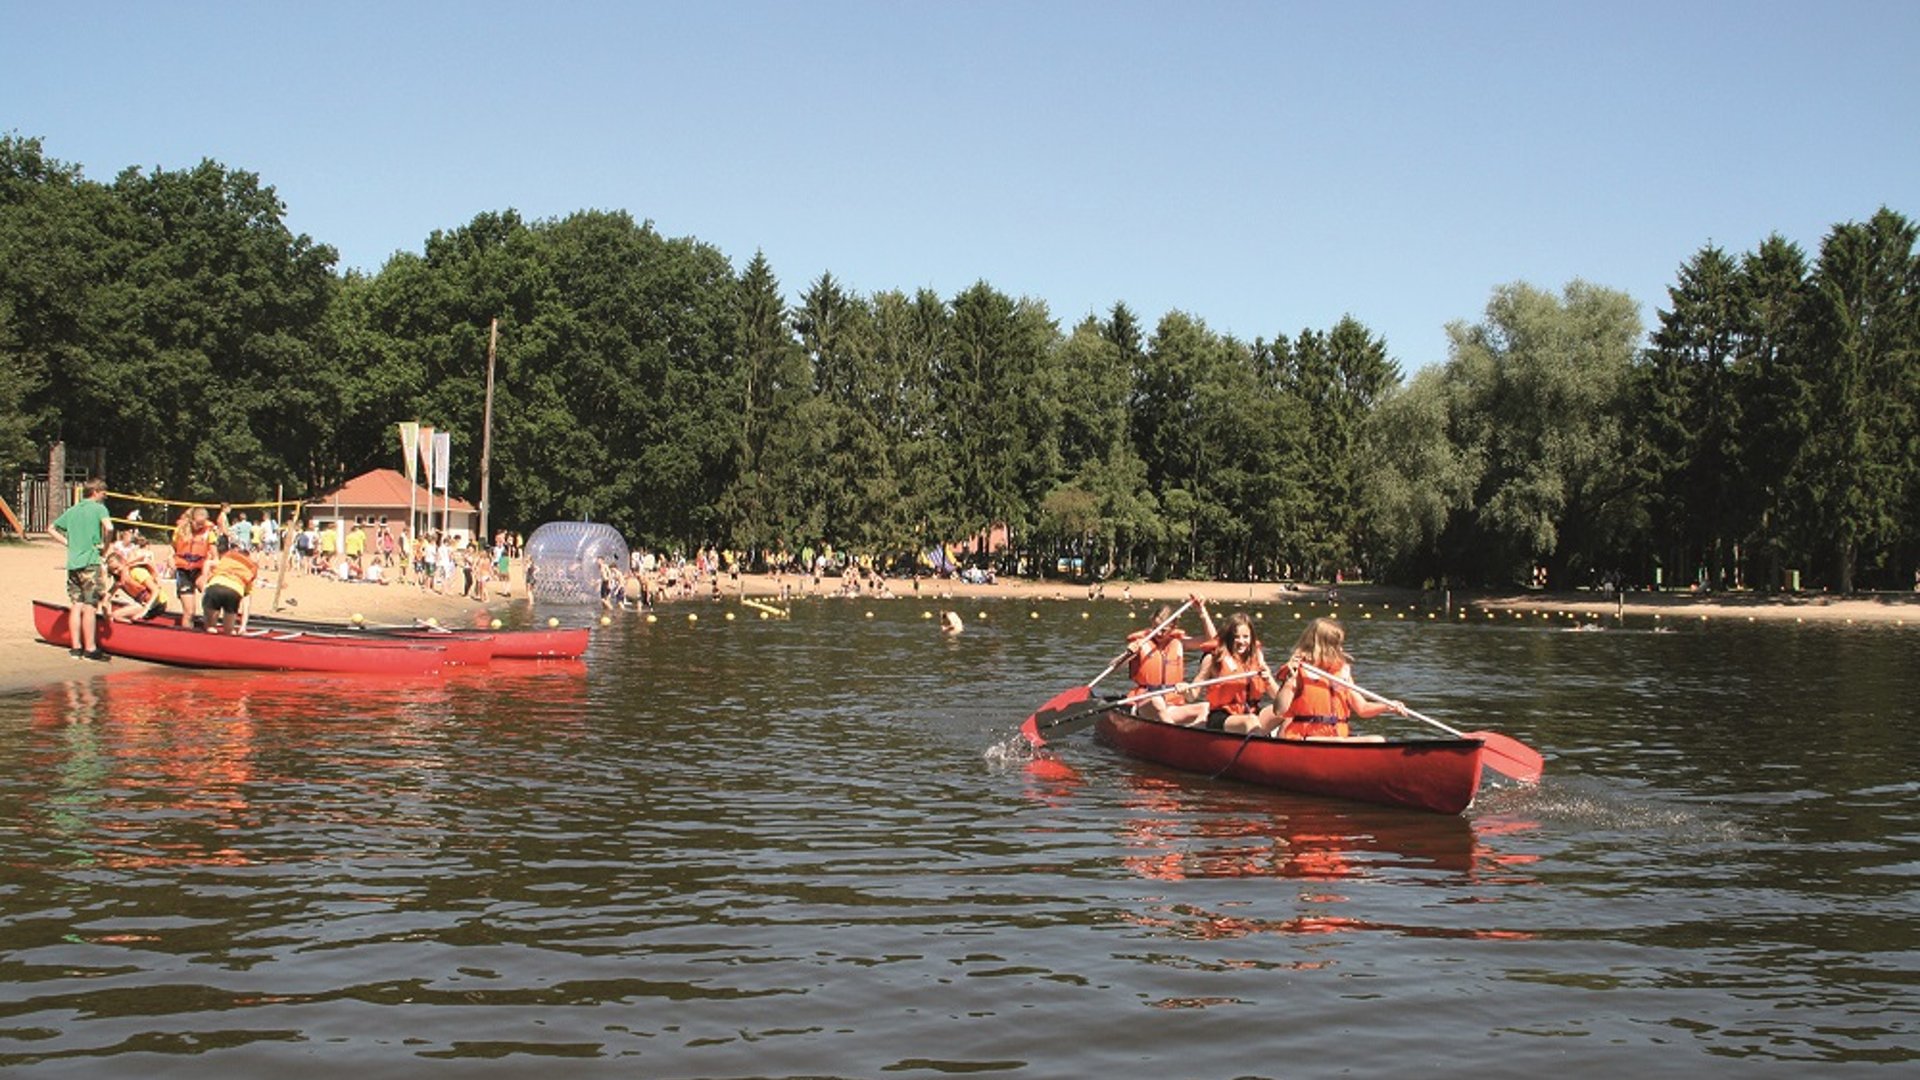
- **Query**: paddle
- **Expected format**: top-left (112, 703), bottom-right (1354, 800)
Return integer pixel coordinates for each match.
top-left (1020, 669), bottom-right (1260, 745)
top-left (1020, 599), bottom-right (1195, 747)
top-left (1299, 661), bottom-right (1544, 783)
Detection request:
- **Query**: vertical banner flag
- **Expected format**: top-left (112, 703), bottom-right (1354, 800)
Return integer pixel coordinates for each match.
top-left (397, 421), bottom-right (420, 482)
top-left (433, 431), bottom-right (451, 491)
top-left (417, 425), bottom-right (435, 482)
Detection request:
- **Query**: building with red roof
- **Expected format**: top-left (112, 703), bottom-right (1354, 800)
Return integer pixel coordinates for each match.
top-left (307, 468), bottom-right (478, 542)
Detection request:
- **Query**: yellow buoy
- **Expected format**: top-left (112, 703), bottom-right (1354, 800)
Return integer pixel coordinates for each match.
top-left (978, 611), bottom-right (988, 620)
top-left (687, 612), bottom-right (698, 623)
top-left (350, 613), bottom-right (365, 625)
top-left (1081, 611), bottom-right (1090, 619)
top-left (865, 611), bottom-right (875, 619)
top-left (426, 617), bottom-right (439, 628)
top-left (725, 611), bottom-right (736, 621)
top-left (547, 617), bottom-right (559, 628)
top-left (599, 615), bottom-right (611, 626)
top-left (759, 611), bottom-right (768, 620)
top-left (1029, 611), bottom-right (1039, 619)
top-left (490, 618), bottom-right (502, 630)
top-left (646, 613), bottom-right (658, 623)
top-left (922, 611), bottom-right (933, 619)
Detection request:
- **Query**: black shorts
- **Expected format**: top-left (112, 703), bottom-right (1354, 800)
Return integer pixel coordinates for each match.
top-left (175, 568), bottom-right (202, 595)
top-left (1204, 708), bottom-right (1231, 731)
top-left (203, 584), bottom-right (244, 618)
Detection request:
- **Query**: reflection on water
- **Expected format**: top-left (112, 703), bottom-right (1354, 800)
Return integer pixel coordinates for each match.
top-left (0, 604), bottom-right (1915, 1075)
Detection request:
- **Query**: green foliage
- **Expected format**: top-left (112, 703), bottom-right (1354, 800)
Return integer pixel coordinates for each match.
top-left (3, 132), bottom-right (1916, 589)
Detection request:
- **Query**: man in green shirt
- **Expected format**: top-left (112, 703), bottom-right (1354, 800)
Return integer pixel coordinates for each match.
top-left (50, 476), bottom-right (113, 661)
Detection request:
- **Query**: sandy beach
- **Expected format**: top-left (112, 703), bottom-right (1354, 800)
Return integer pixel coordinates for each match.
top-left (5, 538), bottom-right (1915, 696)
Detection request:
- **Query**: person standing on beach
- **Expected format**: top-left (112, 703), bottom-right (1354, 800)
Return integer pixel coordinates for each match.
top-left (50, 477), bottom-right (113, 660)
top-left (171, 507), bottom-right (217, 627)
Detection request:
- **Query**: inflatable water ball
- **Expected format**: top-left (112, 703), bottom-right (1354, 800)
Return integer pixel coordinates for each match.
top-left (525, 521), bottom-right (630, 605)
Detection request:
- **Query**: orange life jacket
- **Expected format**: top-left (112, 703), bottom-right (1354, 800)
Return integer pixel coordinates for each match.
top-left (173, 520), bottom-right (215, 571)
top-left (1206, 648), bottom-right (1270, 712)
top-left (205, 550), bottom-right (259, 595)
top-left (116, 564), bottom-right (158, 604)
top-left (1281, 663), bottom-right (1351, 737)
top-left (1129, 633), bottom-right (1185, 690)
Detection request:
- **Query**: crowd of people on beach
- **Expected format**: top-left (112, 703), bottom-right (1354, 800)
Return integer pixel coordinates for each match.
top-left (47, 482), bottom-right (522, 659)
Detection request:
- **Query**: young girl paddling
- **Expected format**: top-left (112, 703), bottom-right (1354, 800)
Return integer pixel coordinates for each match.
top-left (1123, 599), bottom-right (1211, 726)
top-left (1192, 610), bottom-right (1273, 733)
top-left (1265, 617), bottom-right (1405, 739)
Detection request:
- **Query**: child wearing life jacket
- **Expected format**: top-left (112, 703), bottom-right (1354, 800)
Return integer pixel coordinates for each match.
top-left (1193, 610), bottom-right (1274, 732)
top-left (200, 546), bottom-right (260, 634)
top-left (1266, 617), bottom-right (1404, 739)
top-left (103, 549), bottom-right (167, 623)
top-left (1124, 600), bottom-right (1212, 726)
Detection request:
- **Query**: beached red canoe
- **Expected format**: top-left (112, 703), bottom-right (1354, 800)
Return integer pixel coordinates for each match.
top-left (242, 612), bottom-right (589, 660)
top-left (140, 610), bottom-right (495, 666)
top-left (1095, 711), bottom-right (1486, 815)
top-left (32, 600), bottom-right (450, 676)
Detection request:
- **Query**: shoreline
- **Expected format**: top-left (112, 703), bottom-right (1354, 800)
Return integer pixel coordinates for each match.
top-left (6, 540), bottom-right (1915, 696)
top-left (722, 572), bottom-right (1919, 626)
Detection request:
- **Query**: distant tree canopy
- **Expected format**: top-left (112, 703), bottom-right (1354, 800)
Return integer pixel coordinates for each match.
top-left (3, 133), bottom-right (1917, 590)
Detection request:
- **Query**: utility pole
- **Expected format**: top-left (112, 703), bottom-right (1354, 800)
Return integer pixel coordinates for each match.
top-left (479, 317), bottom-right (498, 542)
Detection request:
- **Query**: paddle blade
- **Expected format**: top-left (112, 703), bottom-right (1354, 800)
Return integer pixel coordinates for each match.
top-left (1467, 730), bottom-right (1544, 784)
top-left (1020, 686), bottom-right (1092, 747)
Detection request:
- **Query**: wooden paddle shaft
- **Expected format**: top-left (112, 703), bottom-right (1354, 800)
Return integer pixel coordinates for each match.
top-left (1120, 667), bottom-right (1258, 704)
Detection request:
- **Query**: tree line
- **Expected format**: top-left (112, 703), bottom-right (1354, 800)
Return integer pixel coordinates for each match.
top-left (3, 135), bottom-right (1915, 591)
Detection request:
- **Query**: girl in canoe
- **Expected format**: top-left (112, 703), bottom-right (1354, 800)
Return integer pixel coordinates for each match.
top-left (1266, 617), bottom-right (1405, 739)
top-left (1192, 610), bottom-right (1274, 733)
top-left (1123, 599), bottom-right (1211, 726)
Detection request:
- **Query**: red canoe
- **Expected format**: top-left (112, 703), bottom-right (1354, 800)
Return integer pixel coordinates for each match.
top-left (141, 610), bottom-right (495, 666)
top-left (1095, 711), bottom-right (1486, 815)
top-left (243, 612), bottom-right (589, 660)
top-left (33, 600), bottom-right (450, 676)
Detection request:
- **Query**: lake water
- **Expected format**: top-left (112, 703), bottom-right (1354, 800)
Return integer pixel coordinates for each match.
top-left (1, 599), bottom-right (1916, 1078)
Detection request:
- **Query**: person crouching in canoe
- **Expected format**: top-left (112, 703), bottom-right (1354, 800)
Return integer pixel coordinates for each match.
top-left (1266, 617), bottom-right (1404, 739)
top-left (1193, 610), bottom-right (1274, 733)
top-left (200, 544), bottom-right (260, 634)
top-left (102, 548), bottom-right (167, 623)
top-left (1124, 600), bottom-right (1211, 726)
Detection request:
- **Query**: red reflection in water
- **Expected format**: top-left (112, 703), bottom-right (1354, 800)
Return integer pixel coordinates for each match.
top-left (1110, 772), bottom-right (1541, 943)
top-left (20, 662), bottom-right (587, 872)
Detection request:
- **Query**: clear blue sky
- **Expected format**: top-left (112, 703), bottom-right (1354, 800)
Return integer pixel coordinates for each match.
top-left (6, 1), bottom-right (1917, 370)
